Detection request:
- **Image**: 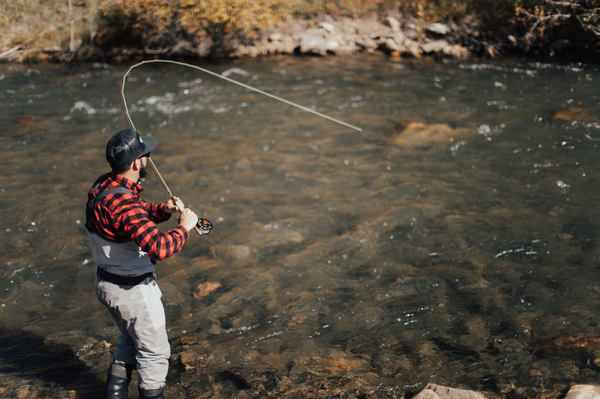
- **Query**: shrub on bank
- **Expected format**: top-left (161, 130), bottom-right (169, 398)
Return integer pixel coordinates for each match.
top-left (97, 0), bottom-right (292, 56)
top-left (1, 0), bottom-right (72, 49)
top-left (1, 0), bottom-right (598, 60)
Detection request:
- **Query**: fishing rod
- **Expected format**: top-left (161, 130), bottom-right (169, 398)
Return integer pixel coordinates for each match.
top-left (146, 156), bottom-right (213, 235)
top-left (120, 64), bottom-right (213, 236)
top-left (120, 59), bottom-right (362, 235)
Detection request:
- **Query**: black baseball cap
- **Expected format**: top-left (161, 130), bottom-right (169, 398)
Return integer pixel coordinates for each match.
top-left (106, 129), bottom-right (157, 169)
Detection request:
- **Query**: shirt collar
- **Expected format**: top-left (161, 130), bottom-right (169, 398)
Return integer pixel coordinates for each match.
top-left (110, 171), bottom-right (144, 194)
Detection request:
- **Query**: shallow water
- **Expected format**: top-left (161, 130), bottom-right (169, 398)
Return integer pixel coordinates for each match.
top-left (1, 55), bottom-right (600, 398)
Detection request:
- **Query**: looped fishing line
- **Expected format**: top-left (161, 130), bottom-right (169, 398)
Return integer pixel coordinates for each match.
top-left (120, 59), bottom-right (362, 132)
top-left (119, 59), bottom-right (361, 237)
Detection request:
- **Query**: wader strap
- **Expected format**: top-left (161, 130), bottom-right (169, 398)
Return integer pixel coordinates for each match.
top-left (109, 363), bottom-right (128, 378)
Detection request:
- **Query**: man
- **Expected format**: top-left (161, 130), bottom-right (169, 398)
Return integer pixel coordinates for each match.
top-left (86, 129), bottom-right (199, 399)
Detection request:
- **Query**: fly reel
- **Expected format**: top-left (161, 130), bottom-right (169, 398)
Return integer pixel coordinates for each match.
top-left (196, 218), bottom-right (213, 235)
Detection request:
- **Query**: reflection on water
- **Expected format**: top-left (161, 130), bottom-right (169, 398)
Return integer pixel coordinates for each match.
top-left (1, 55), bottom-right (600, 398)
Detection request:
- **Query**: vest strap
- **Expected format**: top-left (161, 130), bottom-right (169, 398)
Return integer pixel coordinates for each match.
top-left (86, 185), bottom-right (133, 235)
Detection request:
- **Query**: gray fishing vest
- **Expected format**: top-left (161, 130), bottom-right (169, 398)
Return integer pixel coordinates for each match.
top-left (86, 185), bottom-right (156, 277)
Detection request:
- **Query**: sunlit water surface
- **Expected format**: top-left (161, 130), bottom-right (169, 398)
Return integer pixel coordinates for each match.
top-left (1, 55), bottom-right (600, 398)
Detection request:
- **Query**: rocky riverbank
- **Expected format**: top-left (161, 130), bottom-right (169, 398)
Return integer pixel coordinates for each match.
top-left (229, 15), bottom-right (472, 60)
top-left (410, 384), bottom-right (600, 399)
top-left (1, 329), bottom-right (599, 399)
top-left (0, 13), bottom-right (595, 64)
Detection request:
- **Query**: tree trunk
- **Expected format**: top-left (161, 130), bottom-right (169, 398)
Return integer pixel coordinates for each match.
top-left (68, 0), bottom-right (77, 53)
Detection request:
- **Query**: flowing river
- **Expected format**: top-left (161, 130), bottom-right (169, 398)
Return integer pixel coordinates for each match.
top-left (1, 55), bottom-right (599, 398)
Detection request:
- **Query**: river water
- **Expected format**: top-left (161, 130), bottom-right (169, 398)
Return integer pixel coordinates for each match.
top-left (0, 55), bottom-right (599, 398)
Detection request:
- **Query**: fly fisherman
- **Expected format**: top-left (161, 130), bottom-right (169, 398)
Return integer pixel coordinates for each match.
top-left (86, 129), bottom-right (199, 399)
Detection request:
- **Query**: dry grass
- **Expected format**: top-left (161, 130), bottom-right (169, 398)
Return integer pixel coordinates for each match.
top-left (0, 0), bottom-right (99, 51)
top-left (291, 0), bottom-right (400, 18)
top-left (0, 0), bottom-right (476, 51)
top-left (2, 0), bottom-right (64, 49)
top-left (1, 0), bottom-right (596, 57)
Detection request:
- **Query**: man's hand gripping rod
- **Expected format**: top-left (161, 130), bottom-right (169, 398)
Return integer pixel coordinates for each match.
top-left (147, 157), bottom-right (212, 235)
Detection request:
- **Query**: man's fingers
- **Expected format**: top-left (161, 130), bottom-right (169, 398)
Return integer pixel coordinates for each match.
top-left (168, 198), bottom-right (184, 213)
top-left (178, 208), bottom-right (199, 231)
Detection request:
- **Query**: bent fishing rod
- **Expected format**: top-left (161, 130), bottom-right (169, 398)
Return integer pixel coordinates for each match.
top-left (120, 63), bottom-right (213, 236)
top-left (120, 59), bottom-right (362, 236)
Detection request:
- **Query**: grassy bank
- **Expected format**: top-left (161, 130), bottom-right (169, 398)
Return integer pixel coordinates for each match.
top-left (1, 0), bottom-right (598, 62)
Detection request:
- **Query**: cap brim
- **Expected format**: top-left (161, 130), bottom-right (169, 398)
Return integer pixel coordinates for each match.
top-left (140, 136), bottom-right (157, 156)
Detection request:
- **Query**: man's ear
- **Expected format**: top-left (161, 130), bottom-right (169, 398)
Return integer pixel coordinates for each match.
top-left (131, 159), bottom-right (141, 171)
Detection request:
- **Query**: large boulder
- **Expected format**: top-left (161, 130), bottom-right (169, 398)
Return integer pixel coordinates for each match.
top-left (443, 44), bottom-right (471, 59)
top-left (384, 16), bottom-right (401, 32)
top-left (356, 37), bottom-right (379, 51)
top-left (565, 385), bottom-right (600, 399)
top-left (378, 36), bottom-right (405, 54)
top-left (299, 27), bottom-right (339, 55)
top-left (422, 40), bottom-right (448, 54)
top-left (426, 23), bottom-right (450, 36)
top-left (413, 384), bottom-right (488, 399)
top-left (320, 22), bottom-right (336, 33)
top-left (403, 39), bottom-right (422, 57)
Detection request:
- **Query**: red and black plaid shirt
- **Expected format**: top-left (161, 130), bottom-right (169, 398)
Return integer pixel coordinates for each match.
top-left (86, 172), bottom-right (189, 260)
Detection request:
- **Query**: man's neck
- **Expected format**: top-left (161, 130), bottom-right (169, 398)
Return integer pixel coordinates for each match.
top-left (117, 170), bottom-right (140, 184)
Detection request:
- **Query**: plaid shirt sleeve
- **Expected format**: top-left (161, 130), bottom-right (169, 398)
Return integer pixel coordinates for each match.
top-left (114, 195), bottom-right (190, 260)
top-left (142, 199), bottom-right (172, 224)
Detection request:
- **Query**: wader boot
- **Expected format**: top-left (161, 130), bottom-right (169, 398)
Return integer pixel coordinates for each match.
top-left (139, 387), bottom-right (165, 399)
top-left (106, 363), bottom-right (133, 399)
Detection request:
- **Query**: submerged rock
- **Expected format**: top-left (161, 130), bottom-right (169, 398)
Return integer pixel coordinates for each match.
top-left (193, 281), bottom-right (222, 299)
top-left (175, 350), bottom-right (208, 372)
top-left (392, 122), bottom-right (471, 148)
top-left (532, 331), bottom-right (600, 359)
top-left (230, 244), bottom-right (251, 260)
top-left (553, 106), bottom-right (596, 122)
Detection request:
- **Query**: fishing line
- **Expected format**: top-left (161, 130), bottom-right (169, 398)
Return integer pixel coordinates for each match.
top-left (119, 59), bottom-right (361, 236)
top-left (120, 59), bottom-right (362, 132)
